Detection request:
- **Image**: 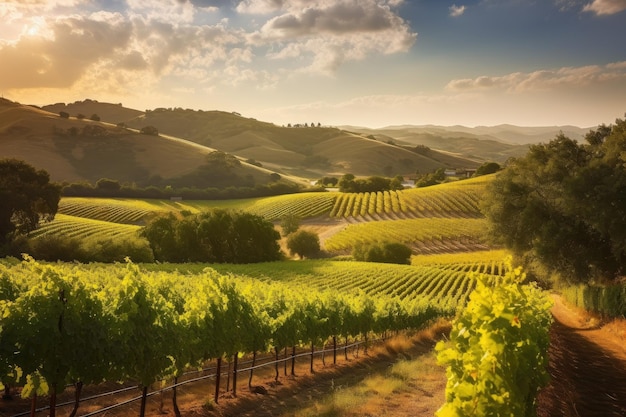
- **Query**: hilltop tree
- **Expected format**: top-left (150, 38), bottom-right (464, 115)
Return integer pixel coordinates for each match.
top-left (0, 159), bottom-right (61, 249)
top-left (482, 116), bottom-right (626, 283)
top-left (140, 125), bottom-right (159, 136)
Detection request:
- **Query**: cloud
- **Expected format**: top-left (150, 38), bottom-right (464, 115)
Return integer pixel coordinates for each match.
top-left (0, 12), bottom-right (132, 89)
top-left (583, 0), bottom-right (626, 15)
top-left (449, 4), bottom-right (466, 17)
top-left (0, 0), bottom-right (416, 100)
top-left (445, 61), bottom-right (626, 92)
top-left (249, 0), bottom-right (416, 73)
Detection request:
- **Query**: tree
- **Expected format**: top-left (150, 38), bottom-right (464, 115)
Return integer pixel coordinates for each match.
top-left (140, 125), bottom-right (159, 136)
top-left (59, 111), bottom-right (69, 119)
top-left (482, 117), bottom-right (626, 283)
top-left (287, 230), bottom-right (320, 259)
top-left (353, 241), bottom-right (412, 264)
top-left (280, 213), bottom-right (301, 236)
top-left (142, 209), bottom-right (281, 263)
top-left (95, 178), bottom-right (121, 192)
top-left (0, 160), bottom-right (61, 249)
top-left (475, 161), bottom-right (501, 176)
top-left (89, 114), bottom-right (100, 121)
top-left (338, 174), bottom-right (357, 193)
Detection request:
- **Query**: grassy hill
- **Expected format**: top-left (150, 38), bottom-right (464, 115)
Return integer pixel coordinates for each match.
top-left (0, 98), bottom-right (288, 187)
top-left (341, 125), bottom-right (529, 163)
top-left (42, 100), bottom-right (481, 178)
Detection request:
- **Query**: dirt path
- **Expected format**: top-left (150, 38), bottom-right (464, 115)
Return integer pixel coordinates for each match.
top-left (536, 295), bottom-right (626, 417)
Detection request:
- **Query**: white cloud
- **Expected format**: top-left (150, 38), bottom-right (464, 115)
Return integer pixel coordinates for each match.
top-left (126, 0), bottom-right (197, 24)
top-left (249, 0), bottom-right (416, 73)
top-left (583, 0), bottom-right (626, 15)
top-left (449, 4), bottom-right (466, 17)
top-left (445, 61), bottom-right (626, 92)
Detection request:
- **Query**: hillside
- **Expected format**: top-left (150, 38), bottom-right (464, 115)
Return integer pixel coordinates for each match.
top-left (0, 98), bottom-right (282, 187)
top-left (44, 100), bottom-right (481, 178)
top-left (341, 124), bottom-right (593, 163)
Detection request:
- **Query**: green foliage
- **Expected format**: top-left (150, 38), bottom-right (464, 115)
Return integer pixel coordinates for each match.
top-left (0, 159), bottom-right (61, 249)
top-left (142, 209), bottom-right (281, 263)
top-left (95, 178), bottom-right (121, 191)
top-left (280, 213), bottom-right (301, 236)
top-left (474, 161), bottom-right (500, 176)
top-left (436, 264), bottom-right (552, 417)
top-left (287, 230), bottom-right (320, 259)
top-left (338, 174), bottom-right (404, 193)
top-left (0, 258), bottom-right (447, 410)
top-left (560, 282), bottom-right (626, 319)
top-left (353, 241), bottom-right (412, 265)
top-left (416, 168), bottom-right (446, 188)
top-left (316, 176), bottom-right (338, 187)
top-left (482, 118), bottom-right (626, 283)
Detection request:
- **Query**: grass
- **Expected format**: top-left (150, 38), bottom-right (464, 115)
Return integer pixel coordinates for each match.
top-left (283, 326), bottom-right (449, 417)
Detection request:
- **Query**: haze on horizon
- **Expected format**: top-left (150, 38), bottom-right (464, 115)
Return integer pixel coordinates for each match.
top-left (0, 0), bottom-right (625, 129)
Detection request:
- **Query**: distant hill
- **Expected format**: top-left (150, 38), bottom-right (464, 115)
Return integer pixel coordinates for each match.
top-left (0, 98), bottom-right (283, 188)
top-left (34, 99), bottom-right (595, 180)
top-left (340, 123), bottom-right (594, 163)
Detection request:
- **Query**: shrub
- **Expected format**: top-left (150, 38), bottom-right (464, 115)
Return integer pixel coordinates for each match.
top-left (353, 241), bottom-right (412, 264)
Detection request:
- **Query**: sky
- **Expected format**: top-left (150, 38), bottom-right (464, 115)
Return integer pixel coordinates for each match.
top-left (0, 0), bottom-right (625, 128)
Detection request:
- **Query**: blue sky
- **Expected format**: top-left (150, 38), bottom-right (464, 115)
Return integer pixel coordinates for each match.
top-left (1, 0), bottom-right (625, 127)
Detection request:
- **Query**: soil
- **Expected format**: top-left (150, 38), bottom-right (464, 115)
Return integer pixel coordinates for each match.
top-left (536, 295), bottom-right (626, 417)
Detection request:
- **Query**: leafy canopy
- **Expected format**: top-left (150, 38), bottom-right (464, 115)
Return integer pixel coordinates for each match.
top-left (482, 116), bottom-right (626, 283)
top-left (0, 159), bottom-right (61, 248)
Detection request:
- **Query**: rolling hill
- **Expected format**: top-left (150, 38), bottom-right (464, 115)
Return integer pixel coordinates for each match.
top-left (42, 100), bottom-right (481, 178)
top-left (340, 124), bottom-right (593, 163)
top-left (0, 98), bottom-right (283, 187)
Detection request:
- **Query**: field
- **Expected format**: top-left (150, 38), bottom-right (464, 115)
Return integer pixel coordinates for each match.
top-left (6, 174), bottom-right (626, 417)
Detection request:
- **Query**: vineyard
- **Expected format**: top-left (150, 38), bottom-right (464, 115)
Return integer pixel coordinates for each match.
top-left (329, 176), bottom-right (487, 220)
top-left (0, 257), bottom-right (510, 417)
top-left (324, 217), bottom-right (489, 254)
top-left (29, 214), bottom-right (142, 241)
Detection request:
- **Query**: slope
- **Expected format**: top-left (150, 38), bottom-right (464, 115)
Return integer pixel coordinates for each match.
top-left (43, 100), bottom-right (481, 178)
top-left (0, 98), bottom-right (284, 187)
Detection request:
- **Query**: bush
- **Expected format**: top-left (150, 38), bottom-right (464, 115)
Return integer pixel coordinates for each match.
top-left (353, 241), bottom-right (412, 264)
top-left (80, 236), bottom-right (154, 263)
